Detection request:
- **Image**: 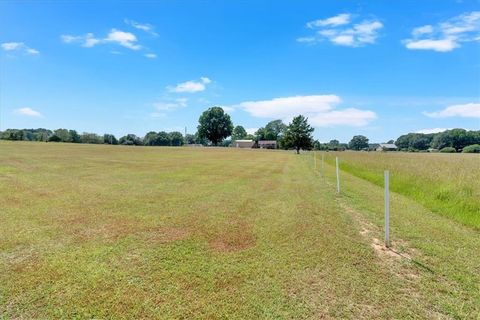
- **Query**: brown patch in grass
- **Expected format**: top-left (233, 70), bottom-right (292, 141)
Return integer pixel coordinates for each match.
top-left (209, 217), bottom-right (256, 252)
top-left (140, 226), bottom-right (190, 244)
top-left (61, 214), bottom-right (189, 245)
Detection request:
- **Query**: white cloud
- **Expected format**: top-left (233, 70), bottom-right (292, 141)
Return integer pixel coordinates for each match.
top-left (236, 95), bottom-right (376, 127)
top-left (424, 103), bottom-right (480, 118)
top-left (222, 106), bottom-right (235, 112)
top-left (124, 19), bottom-right (158, 36)
top-left (238, 95), bottom-right (340, 118)
top-left (309, 108), bottom-right (377, 127)
top-left (61, 33), bottom-right (101, 47)
top-left (307, 13), bottom-right (351, 28)
top-left (245, 128), bottom-right (258, 135)
top-left (404, 11), bottom-right (480, 52)
top-left (415, 128), bottom-right (451, 134)
top-left (298, 14), bottom-right (383, 47)
top-left (1, 42), bottom-right (39, 55)
top-left (404, 38), bottom-right (458, 52)
top-left (105, 29), bottom-right (141, 50)
top-left (62, 29), bottom-right (141, 51)
top-left (153, 98), bottom-right (188, 111)
top-left (145, 53), bottom-right (157, 59)
top-left (168, 77), bottom-right (212, 93)
top-left (14, 107), bottom-right (43, 117)
top-left (412, 25), bottom-right (434, 36)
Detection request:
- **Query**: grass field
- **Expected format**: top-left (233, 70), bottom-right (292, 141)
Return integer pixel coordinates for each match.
top-left (322, 151), bottom-right (480, 229)
top-left (1, 141), bottom-right (479, 319)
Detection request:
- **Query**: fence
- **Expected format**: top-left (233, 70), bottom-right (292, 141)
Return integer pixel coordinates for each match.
top-left (311, 151), bottom-right (391, 248)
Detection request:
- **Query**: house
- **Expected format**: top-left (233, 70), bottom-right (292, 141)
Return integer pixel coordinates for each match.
top-left (235, 140), bottom-right (255, 148)
top-left (376, 143), bottom-right (398, 151)
top-left (258, 140), bottom-right (277, 149)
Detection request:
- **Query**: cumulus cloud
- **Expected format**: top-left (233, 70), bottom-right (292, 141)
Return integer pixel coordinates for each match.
top-left (124, 19), bottom-right (158, 36)
top-left (306, 13), bottom-right (351, 28)
top-left (1, 42), bottom-right (39, 55)
top-left (14, 107), bottom-right (43, 117)
top-left (415, 128), bottom-right (451, 134)
top-left (236, 95), bottom-right (376, 127)
top-left (298, 14), bottom-right (383, 47)
top-left (245, 128), bottom-right (259, 135)
top-left (105, 29), bottom-right (141, 50)
top-left (61, 29), bottom-right (141, 50)
top-left (168, 77), bottom-right (212, 93)
top-left (403, 11), bottom-right (480, 52)
top-left (423, 103), bottom-right (480, 118)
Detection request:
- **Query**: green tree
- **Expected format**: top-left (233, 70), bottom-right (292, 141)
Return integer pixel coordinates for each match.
top-left (48, 135), bottom-right (61, 142)
top-left (54, 129), bottom-right (71, 142)
top-left (432, 129), bottom-right (476, 151)
top-left (197, 107), bottom-right (233, 146)
top-left (462, 144), bottom-right (480, 153)
top-left (265, 120), bottom-right (287, 140)
top-left (103, 134), bottom-right (118, 145)
top-left (232, 125), bottom-right (248, 140)
top-left (80, 133), bottom-right (103, 144)
top-left (283, 115), bottom-right (314, 154)
top-left (144, 131), bottom-right (159, 146)
top-left (169, 131), bottom-right (184, 146)
top-left (348, 135), bottom-right (369, 150)
top-left (185, 134), bottom-right (196, 144)
top-left (328, 139), bottom-right (340, 151)
top-left (156, 131), bottom-right (171, 146)
top-left (69, 130), bottom-right (81, 143)
top-left (119, 134), bottom-right (142, 146)
top-left (194, 132), bottom-right (209, 145)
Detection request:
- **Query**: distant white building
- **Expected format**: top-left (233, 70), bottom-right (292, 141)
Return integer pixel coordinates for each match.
top-left (376, 143), bottom-right (398, 151)
top-left (235, 140), bottom-right (255, 148)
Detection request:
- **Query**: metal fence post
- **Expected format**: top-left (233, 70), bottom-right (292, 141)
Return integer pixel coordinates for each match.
top-left (336, 157), bottom-right (340, 193)
top-left (385, 170), bottom-right (390, 247)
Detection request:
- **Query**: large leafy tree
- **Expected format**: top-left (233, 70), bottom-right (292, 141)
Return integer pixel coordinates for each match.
top-left (283, 115), bottom-right (314, 154)
top-left (232, 125), bottom-right (248, 140)
top-left (255, 120), bottom-right (287, 141)
top-left (348, 135), bottom-right (369, 150)
top-left (54, 129), bottom-right (71, 142)
top-left (197, 107), bottom-right (233, 146)
top-left (432, 129), bottom-right (476, 151)
top-left (144, 131), bottom-right (159, 146)
top-left (169, 131), bottom-right (184, 146)
top-left (156, 131), bottom-right (171, 146)
top-left (103, 134), bottom-right (118, 145)
top-left (119, 134), bottom-right (143, 146)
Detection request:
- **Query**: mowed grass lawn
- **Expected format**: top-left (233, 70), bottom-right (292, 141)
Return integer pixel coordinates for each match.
top-left (1, 141), bottom-right (479, 319)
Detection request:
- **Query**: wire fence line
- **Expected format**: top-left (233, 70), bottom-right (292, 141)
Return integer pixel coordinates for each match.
top-left (308, 151), bottom-right (391, 248)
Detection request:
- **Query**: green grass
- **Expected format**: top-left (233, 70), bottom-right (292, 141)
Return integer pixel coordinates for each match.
top-left (1, 141), bottom-right (479, 318)
top-left (321, 151), bottom-right (480, 229)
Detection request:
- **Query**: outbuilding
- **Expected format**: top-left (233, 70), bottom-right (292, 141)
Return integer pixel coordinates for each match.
top-left (376, 143), bottom-right (398, 151)
top-left (258, 140), bottom-right (277, 149)
top-left (235, 140), bottom-right (255, 148)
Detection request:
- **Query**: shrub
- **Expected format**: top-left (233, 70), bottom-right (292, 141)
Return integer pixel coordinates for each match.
top-left (440, 147), bottom-right (456, 153)
top-left (462, 144), bottom-right (480, 153)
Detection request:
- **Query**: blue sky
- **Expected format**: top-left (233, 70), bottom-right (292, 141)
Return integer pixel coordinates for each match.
top-left (1, 0), bottom-right (479, 143)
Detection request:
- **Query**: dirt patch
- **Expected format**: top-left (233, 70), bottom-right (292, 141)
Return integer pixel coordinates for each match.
top-left (337, 200), bottom-right (420, 281)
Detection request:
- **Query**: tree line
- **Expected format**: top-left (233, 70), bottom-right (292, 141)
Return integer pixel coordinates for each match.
top-left (1, 106), bottom-right (479, 153)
